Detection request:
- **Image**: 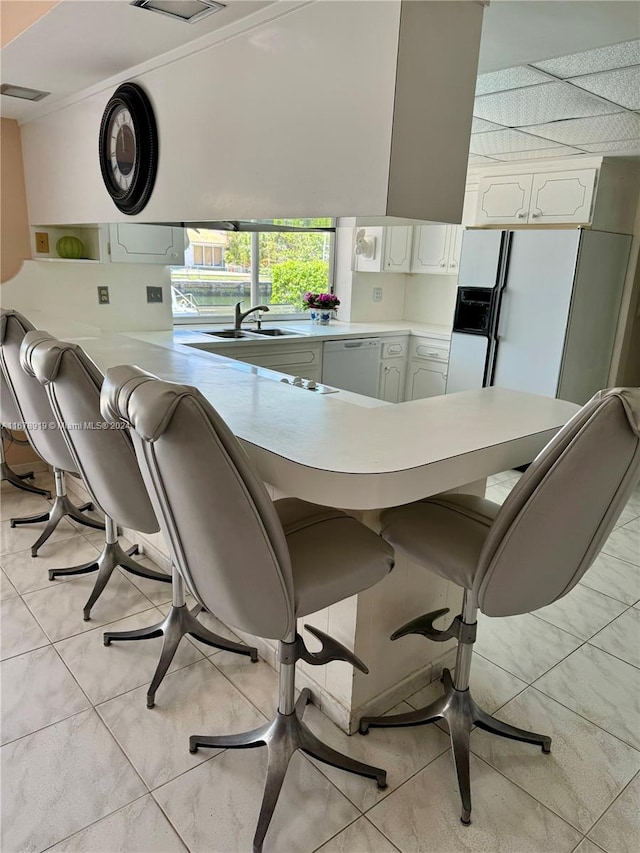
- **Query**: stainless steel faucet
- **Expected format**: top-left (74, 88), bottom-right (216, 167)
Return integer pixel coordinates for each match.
top-left (234, 301), bottom-right (269, 331)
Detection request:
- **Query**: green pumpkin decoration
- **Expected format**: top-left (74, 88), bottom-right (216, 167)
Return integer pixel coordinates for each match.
top-left (56, 236), bottom-right (85, 259)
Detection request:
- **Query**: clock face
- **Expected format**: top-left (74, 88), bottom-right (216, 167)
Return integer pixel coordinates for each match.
top-left (107, 107), bottom-right (137, 191)
top-left (99, 83), bottom-right (158, 215)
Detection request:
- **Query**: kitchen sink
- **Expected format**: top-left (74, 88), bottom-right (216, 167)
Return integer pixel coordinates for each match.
top-left (204, 328), bottom-right (305, 340)
top-left (250, 328), bottom-right (303, 337)
top-left (204, 330), bottom-right (254, 339)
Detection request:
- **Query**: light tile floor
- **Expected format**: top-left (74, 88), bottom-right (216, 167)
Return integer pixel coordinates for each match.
top-left (1, 471), bottom-right (639, 853)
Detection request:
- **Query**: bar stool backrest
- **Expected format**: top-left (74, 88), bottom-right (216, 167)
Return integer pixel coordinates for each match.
top-left (101, 364), bottom-right (296, 640)
top-left (21, 332), bottom-right (159, 535)
top-left (475, 388), bottom-right (640, 617)
top-left (0, 309), bottom-right (77, 473)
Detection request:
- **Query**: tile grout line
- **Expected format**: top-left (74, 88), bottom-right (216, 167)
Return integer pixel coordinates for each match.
top-left (467, 699), bottom-right (640, 838)
top-left (37, 793), bottom-right (153, 853)
top-left (583, 769), bottom-right (640, 846)
top-left (534, 598), bottom-right (638, 648)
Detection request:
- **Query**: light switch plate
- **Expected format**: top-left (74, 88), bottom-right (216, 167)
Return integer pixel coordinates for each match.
top-left (147, 286), bottom-right (163, 303)
top-left (97, 286), bottom-right (110, 305)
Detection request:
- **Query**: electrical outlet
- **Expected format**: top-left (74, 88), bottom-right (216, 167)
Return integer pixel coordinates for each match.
top-left (373, 287), bottom-right (383, 303)
top-left (97, 286), bottom-right (110, 305)
top-left (35, 232), bottom-right (49, 253)
top-left (146, 286), bottom-right (163, 304)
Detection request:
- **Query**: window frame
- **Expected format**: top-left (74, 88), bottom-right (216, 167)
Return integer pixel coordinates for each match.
top-left (172, 223), bottom-right (336, 326)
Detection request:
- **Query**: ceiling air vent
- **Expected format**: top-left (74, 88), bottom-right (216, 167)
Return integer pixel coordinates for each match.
top-left (130, 1), bottom-right (225, 23)
top-left (0, 84), bottom-right (50, 102)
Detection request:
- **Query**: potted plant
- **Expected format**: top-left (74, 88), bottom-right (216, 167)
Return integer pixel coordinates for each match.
top-left (303, 292), bottom-right (341, 325)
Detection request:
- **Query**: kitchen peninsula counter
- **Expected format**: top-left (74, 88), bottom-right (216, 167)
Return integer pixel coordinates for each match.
top-left (29, 313), bottom-right (579, 730)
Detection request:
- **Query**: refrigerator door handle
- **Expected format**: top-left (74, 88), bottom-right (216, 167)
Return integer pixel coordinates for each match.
top-left (496, 292), bottom-right (509, 340)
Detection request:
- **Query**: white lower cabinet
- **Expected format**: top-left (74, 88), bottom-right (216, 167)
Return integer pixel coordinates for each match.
top-left (405, 362), bottom-right (447, 399)
top-left (379, 361), bottom-right (406, 403)
top-left (404, 336), bottom-right (450, 401)
top-left (377, 336), bottom-right (409, 402)
top-left (208, 341), bottom-right (323, 382)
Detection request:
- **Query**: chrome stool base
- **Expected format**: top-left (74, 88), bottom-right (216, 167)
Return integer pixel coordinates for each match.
top-left (10, 469), bottom-right (104, 556)
top-left (359, 596), bottom-right (552, 826)
top-left (0, 461), bottom-right (51, 498)
top-left (104, 601), bottom-right (258, 708)
top-left (49, 531), bottom-right (171, 620)
top-left (359, 668), bottom-right (550, 825)
top-left (191, 687), bottom-right (387, 853)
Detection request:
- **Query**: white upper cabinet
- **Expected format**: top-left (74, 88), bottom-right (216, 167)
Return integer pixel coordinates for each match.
top-left (109, 224), bottom-right (185, 264)
top-left (475, 174), bottom-right (533, 225)
top-left (411, 225), bottom-right (450, 274)
top-left (353, 226), bottom-right (413, 273)
top-left (383, 226), bottom-right (413, 272)
top-left (475, 168), bottom-right (597, 226)
top-left (410, 224), bottom-right (463, 275)
top-left (529, 169), bottom-right (596, 224)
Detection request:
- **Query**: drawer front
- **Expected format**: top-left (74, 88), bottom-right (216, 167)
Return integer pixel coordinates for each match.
top-left (410, 337), bottom-right (450, 362)
top-left (381, 338), bottom-right (408, 359)
top-left (234, 347), bottom-right (321, 369)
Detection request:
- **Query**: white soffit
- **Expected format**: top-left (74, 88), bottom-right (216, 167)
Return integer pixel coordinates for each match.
top-left (471, 117), bottom-right (503, 133)
top-left (473, 81), bottom-right (620, 127)
top-left (475, 65), bottom-right (551, 95)
top-left (492, 146), bottom-right (584, 162)
top-left (533, 39), bottom-right (640, 78)
top-left (569, 66), bottom-right (640, 111)
top-left (469, 128), bottom-right (562, 156)
top-left (526, 112), bottom-right (640, 145)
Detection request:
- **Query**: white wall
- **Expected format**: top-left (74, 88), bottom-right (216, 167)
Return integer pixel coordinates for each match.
top-left (404, 274), bottom-right (458, 327)
top-left (0, 260), bottom-right (173, 332)
top-left (20, 1), bottom-right (482, 226)
top-left (349, 273), bottom-right (407, 322)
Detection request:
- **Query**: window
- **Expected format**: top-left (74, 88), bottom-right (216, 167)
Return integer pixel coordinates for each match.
top-left (171, 220), bottom-right (335, 322)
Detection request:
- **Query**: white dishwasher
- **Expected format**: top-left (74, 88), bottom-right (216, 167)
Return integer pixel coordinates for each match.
top-left (322, 338), bottom-right (381, 398)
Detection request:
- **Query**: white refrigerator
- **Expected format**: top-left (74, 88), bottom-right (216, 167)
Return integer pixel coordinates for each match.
top-left (445, 229), bottom-right (631, 404)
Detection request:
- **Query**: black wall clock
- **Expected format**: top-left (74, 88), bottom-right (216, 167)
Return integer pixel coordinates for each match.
top-left (98, 82), bottom-right (158, 215)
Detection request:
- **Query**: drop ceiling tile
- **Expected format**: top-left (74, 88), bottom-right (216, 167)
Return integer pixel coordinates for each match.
top-left (468, 154), bottom-right (500, 165)
top-left (471, 117), bottom-right (504, 134)
top-left (533, 39), bottom-right (640, 78)
top-left (569, 67), bottom-right (640, 111)
top-left (492, 146), bottom-right (585, 162)
top-left (578, 139), bottom-right (640, 154)
top-left (474, 82), bottom-right (619, 128)
top-left (526, 112), bottom-right (640, 145)
top-left (475, 66), bottom-right (552, 95)
top-left (469, 129), bottom-right (563, 156)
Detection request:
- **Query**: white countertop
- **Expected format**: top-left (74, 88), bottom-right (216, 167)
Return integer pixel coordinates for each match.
top-left (133, 320), bottom-right (453, 352)
top-left (44, 318), bottom-right (577, 510)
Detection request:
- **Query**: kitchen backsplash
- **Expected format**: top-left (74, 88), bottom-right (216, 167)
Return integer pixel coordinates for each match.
top-left (1, 260), bottom-right (173, 332)
top-left (404, 274), bottom-right (458, 327)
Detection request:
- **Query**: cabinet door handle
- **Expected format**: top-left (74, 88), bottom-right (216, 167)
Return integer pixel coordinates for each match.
top-left (439, 262), bottom-right (446, 268)
top-left (531, 212), bottom-right (541, 219)
top-left (450, 261), bottom-right (457, 268)
top-left (517, 212), bottom-right (526, 219)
